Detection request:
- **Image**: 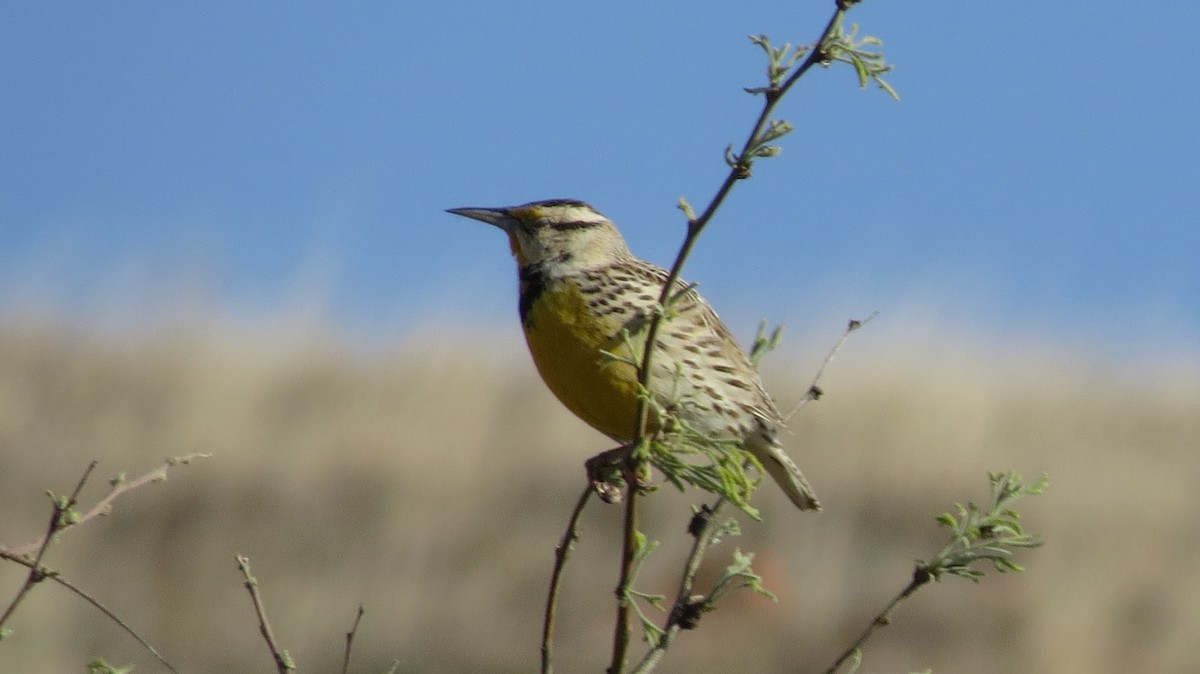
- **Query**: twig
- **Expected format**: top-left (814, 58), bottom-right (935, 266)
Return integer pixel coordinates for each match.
top-left (785, 312), bottom-right (877, 420)
top-left (237, 555), bottom-right (296, 674)
top-left (607, 478), bottom-right (641, 674)
top-left (1, 453), bottom-right (212, 558)
top-left (608, 5), bottom-right (865, 672)
top-left (628, 500), bottom-right (728, 674)
top-left (627, 311), bottom-right (876, 671)
top-left (823, 568), bottom-right (930, 674)
top-left (0, 457), bottom-right (208, 670)
top-left (0, 550), bottom-right (179, 673)
top-left (824, 472), bottom-right (1047, 673)
top-left (542, 485), bottom-right (594, 674)
top-left (628, 0), bottom-right (859, 439)
top-left (0, 460), bottom-right (96, 630)
top-left (631, 309), bottom-right (875, 670)
top-left (341, 605), bottom-right (366, 674)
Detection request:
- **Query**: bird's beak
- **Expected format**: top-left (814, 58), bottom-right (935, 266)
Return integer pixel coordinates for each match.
top-left (446, 207), bottom-right (514, 232)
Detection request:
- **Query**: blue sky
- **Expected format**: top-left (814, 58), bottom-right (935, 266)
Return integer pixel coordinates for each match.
top-left (2, 2), bottom-right (1197, 359)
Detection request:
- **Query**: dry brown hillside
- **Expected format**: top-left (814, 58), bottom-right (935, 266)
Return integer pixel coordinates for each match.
top-left (1, 317), bottom-right (1197, 673)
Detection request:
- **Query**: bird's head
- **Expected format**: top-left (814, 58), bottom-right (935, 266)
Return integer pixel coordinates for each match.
top-left (447, 199), bottom-right (631, 272)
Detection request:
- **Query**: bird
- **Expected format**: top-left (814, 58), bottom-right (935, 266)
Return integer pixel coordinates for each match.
top-left (447, 199), bottom-right (820, 511)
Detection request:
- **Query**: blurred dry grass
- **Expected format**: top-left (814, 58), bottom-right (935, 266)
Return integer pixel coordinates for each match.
top-left (1, 315), bottom-right (1197, 673)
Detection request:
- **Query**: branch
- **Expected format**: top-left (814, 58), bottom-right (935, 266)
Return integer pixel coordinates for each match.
top-left (0, 456), bottom-right (209, 668)
top-left (0, 460), bottom-right (96, 632)
top-left (822, 568), bottom-right (929, 674)
top-left (541, 486), bottom-right (594, 674)
top-left (823, 472), bottom-right (1048, 673)
top-left (607, 476), bottom-right (642, 673)
top-left (0, 551), bottom-right (179, 673)
top-left (1, 453), bottom-right (212, 558)
top-left (606, 5), bottom-right (873, 670)
top-left (629, 3), bottom-right (850, 446)
top-left (237, 555), bottom-right (296, 674)
top-left (785, 312), bottom-right (877, 420)
top-left (628, 500), bottom-right (728, 674)
top-left (341, 605), bottom-right (366, 674)
top-left (631, 309), bottom-right (873, 670)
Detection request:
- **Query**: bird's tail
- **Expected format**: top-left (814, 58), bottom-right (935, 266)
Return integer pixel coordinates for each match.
top-left (752, 442), bottom-right (821, 511)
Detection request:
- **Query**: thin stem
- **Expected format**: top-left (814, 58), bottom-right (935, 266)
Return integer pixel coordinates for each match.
top-left (674, 503), bottom-right (725, 603)
top-left (0, 460), bottom-right (96, 630)
top-left (615, 3), bottom-right (859, 672)
top-left (629, 499), bottom-right (727, 674)
top-left (607, 480), bottom-right (641, 673)
top-left (2, 453), bottom-right (212, 558)
top-left (785, 312), bottom-right (877, 420)
top-left (631, 1), bottom-right (852, 444)
top-left (0, 550), bottom-right (179, 673)
top-left (237, 555), bottom-right (296, 674)
top-left (823, 567), bottom-right (932, 674)
top-left (632, 307), bottom-right (875, 670)
top-left (542, 486), bottom-right (594, 674)
top-left (0, 457), bottom-right (208, 670)
top-left (341, 605), bottom-right (366, 674)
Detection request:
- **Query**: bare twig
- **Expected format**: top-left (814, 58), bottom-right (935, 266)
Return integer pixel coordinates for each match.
top-left (0, 457), bottom-right (208, 670)
top-left (0, 551), bottom-right (179, 673)
top-left (785, 312), bottom-right (878, 420)
top-left (1, 453), bottom-right (212, 558)
top-left (542, 485), bottom-right (594, 674)
top-left (341, 605), bottom-right (366, 674)
top-left (823, 568), bottom-right (930, 674)
top-left (0, 460), bottom-right (96, 630)
top-left (237, 555), bottom-right (296, 674)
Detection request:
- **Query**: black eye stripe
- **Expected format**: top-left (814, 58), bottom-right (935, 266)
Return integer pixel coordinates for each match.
top-left (546, 220), bottom-right (603, 231)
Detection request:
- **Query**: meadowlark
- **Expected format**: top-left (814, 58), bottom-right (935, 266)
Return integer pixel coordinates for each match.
top-left (448, 199), bottom-right (820, 511)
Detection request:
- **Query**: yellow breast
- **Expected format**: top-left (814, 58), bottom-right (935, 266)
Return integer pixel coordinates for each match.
top-left (521, 279), bottom-right (643, 442)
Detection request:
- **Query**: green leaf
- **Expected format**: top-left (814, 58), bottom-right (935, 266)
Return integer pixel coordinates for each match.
top-left (87, 660), bottom-right (134, 674)
top-left (676, 196), bottom-right (696, 221)
top-left (923, 471), bottom-right (1047, 583)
